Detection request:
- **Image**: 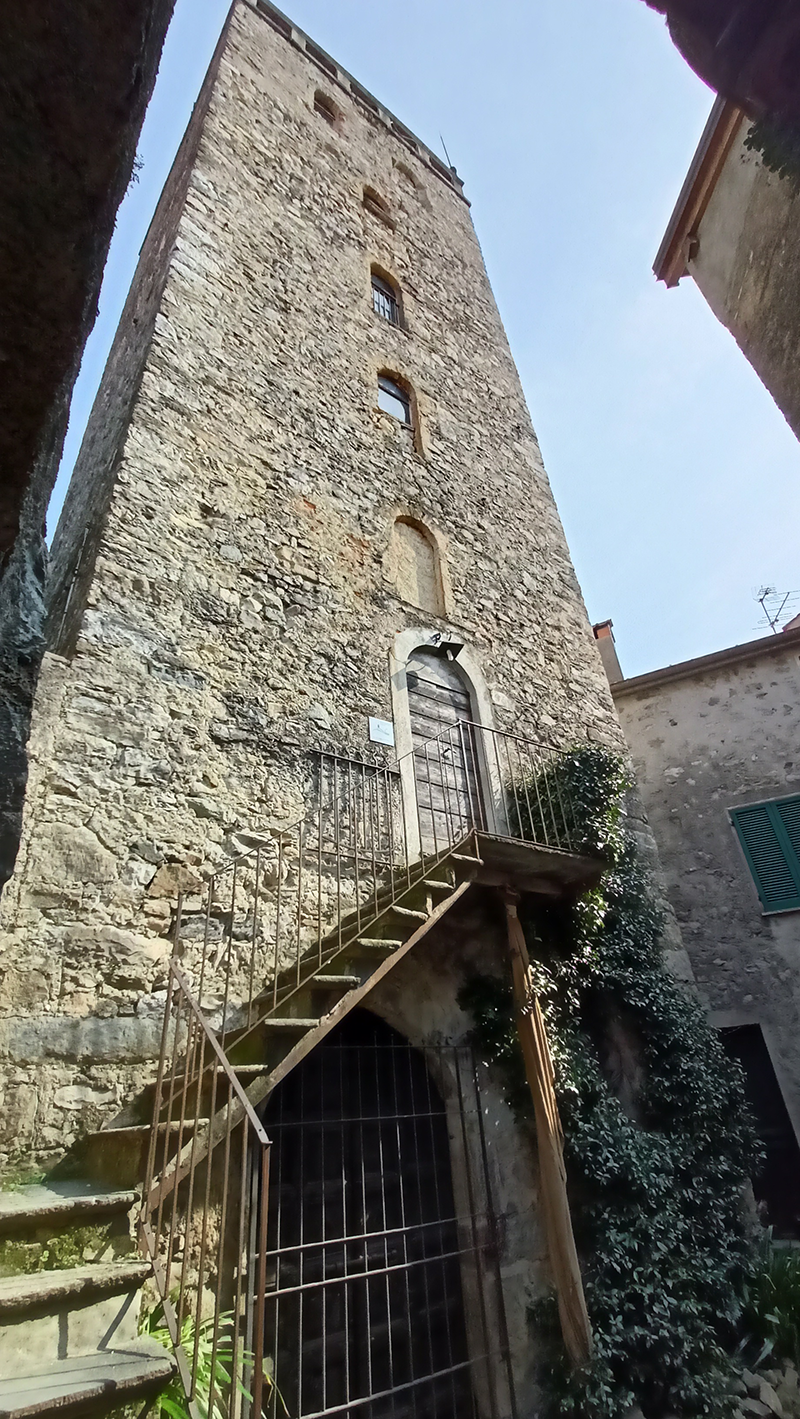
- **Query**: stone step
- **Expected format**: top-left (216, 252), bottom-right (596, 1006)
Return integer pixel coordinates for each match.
top-left (348, 938), bottom-right (403, 953)
top-left (71, 1120), bottom-right (208, 1189)
top-left (310, 974), bottom-right (361, 988)
top-left (0, 1262), bottom-right (150, 1320)
top-left (262, 1017), bottom-right (318, 1030)
top-left (0, 1184), bottom-right (136, 1238)
top-left (0, 1338), bottom-right (175, 1418)
top-left (0, 1262), bottom-right (153, 1382)
top-left (386, 904), bottom-right (428, 921)
top-left (422, 878), bottom-right (455, 891)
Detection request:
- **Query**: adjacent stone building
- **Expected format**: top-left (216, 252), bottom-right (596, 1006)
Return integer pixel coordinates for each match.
top-left (655, 95), bottom-right (800, 442)
top-left (605, 620), bottom-right (800, 1237)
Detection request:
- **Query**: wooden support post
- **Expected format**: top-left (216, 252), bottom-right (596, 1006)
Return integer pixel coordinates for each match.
top-left (503, 889), bottom-right (593, 1367)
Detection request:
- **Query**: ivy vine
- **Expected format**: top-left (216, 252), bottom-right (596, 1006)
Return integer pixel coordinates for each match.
top-left (459, 745), bottom-right (761, 1418)
top-left (743, 117), bottom-right (800, 189)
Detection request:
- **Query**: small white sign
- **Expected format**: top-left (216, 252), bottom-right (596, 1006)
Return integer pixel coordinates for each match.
top-left (368, 716), bottom-right (395, 747)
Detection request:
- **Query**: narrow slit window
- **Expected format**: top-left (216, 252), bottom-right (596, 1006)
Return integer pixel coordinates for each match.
top-left (378, 374), bottom-right (411, 425)
top-left (372, 272), bottom-right (400, 325)
top-left (363, 186), bottom-right (392, 226)
top-left (314, 90), bottom-right (338, 125)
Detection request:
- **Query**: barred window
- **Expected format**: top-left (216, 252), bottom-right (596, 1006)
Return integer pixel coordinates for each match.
top-left (363, 186), bottom-right (392, 226)
top-left (371, 271), bottom-right (400, 325)
top-left (314, 90), bottom-right (339, 125)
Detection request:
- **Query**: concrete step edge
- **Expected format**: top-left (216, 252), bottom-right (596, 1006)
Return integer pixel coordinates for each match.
top-left (0, 1339), bottom-right (175, 1419)
top-left (0, 1187), bottom-right (137, 1235)
top-left (0, 1261), bottom-right (151, 1319)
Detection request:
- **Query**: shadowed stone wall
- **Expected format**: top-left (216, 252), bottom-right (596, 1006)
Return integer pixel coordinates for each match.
top-left (689, 124), bottom-right (800, 441)
top-left (0, 0), bottom-right (175, 893)
top-left (613, 628), bottom-right (800, 1139)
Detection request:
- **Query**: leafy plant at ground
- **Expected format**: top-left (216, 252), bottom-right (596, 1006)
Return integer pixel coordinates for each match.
top-left (459, 744), bottom-right (761, 1418)
top-left (739, 1231), bottom-right (800, 1369)
top-left (144, 1303), bottom-right (260, 1419)
top-left (744, 117), bottom-right (800, 188)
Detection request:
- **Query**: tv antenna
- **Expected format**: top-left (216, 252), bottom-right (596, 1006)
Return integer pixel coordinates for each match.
top-left (754, 585), bottom-right (800, 634)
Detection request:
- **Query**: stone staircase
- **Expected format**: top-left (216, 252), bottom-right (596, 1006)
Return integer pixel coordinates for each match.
top-left (0, 840), bottom-right (485, 1415)
top-left (0, 1182), bottom-right (174, 1418)
top-left (0, 729), bottom-right (605, 1415)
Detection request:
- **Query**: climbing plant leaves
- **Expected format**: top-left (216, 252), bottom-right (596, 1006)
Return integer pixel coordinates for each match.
top-left (460, 745), bottom-right (761, 1418)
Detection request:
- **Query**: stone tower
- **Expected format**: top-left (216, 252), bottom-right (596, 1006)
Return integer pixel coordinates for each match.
top-left (0, 2), bottom-right (631, 1409)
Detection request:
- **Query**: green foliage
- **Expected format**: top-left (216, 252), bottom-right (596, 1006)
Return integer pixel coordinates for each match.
top-left (460, 744), bottom-right (761, 1418)
top-left (0, 1221), bottom-right (114, 1278)
top-left (144, 1304), bottom-right (259, 1419)
top-left (513, 744), bottom-right (630, 859)
top-left (744, 117), bottom-right (800, 188)
top-left (740, 1232), bottom-right (800, 1369)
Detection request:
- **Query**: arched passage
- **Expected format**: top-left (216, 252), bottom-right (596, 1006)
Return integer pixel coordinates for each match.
top-left (259, 1010), bottom-right (479, 1418)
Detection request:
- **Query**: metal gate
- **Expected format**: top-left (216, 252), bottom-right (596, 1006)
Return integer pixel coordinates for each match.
top-left (256, 1011), bottom-right (516, 1419)
top-left (406, 650), bottom-right (486, 847)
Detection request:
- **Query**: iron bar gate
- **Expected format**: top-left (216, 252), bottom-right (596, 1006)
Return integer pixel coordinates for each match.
top-left (256, 1013), bottom-right (517, 1419)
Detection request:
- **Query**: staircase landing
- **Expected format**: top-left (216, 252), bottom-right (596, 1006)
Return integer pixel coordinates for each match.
top-left (473, 831), bottom-right (604, 895)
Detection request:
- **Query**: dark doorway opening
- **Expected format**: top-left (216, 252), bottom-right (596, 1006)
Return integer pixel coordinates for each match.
top-left (720, 1024), bottom-right (800, 1239)
top-left (258, 1011), bottom-right (513, 1418)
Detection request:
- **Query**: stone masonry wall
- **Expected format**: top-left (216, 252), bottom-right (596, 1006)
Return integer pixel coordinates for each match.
top-left (0, 0), bottom-right (627, 1169)
top-left (691, 125), bottom-right (800, 442)
top-left (613, 632), bottom-right (800, 1134)
top-left (0, 0), bottom-right (175, 895)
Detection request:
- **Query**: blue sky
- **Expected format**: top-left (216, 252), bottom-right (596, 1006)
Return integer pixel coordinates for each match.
top-left (50, 0), bottom-right (800, 678)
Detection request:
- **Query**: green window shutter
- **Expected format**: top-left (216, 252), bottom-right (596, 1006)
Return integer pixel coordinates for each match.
top-left (776, 796), bottom-right (800, 862)
top-left (731, 800), bottom-right (800, 912)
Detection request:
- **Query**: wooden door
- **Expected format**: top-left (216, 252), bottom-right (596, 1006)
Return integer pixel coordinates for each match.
top-left (406, 649), bottom-right (484, 848)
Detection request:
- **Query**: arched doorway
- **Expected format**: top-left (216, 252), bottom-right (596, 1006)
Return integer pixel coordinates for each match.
top-left (259, 1012), bottom-right (481, 1419)
top-left (406, 648), bottom-right (486, 848)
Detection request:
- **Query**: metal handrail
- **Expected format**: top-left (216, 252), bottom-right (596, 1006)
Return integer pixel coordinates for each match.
top-left (141, 953), bottom-right (271, 1419)
top-left (165, 725), bottom-right (580, 1033)
top-left (140, 721), bottom-right (582, 1416)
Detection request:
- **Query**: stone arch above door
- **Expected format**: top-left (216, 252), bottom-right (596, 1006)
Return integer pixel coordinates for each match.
top-left (389, 629), bottom-right (498, 856)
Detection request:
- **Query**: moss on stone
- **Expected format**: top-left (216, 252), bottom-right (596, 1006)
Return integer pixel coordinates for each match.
top-left (0, 1218), bottom-right (125, 1276)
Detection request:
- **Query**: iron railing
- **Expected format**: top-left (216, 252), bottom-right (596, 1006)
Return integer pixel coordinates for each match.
top-left (403, 719), bottom-right (579, 856)
top-left (140, 952), bottom-right (272, 1419)
top-left (140, 724), bottom-right (581, 1416)
top-left (159, 729), bottom-right (578, 1035)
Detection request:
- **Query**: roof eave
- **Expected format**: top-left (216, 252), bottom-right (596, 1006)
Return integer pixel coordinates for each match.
top-left (653, 96), bottom-right (745, 287)
top-left (611, 625), bottom-right (800, 698)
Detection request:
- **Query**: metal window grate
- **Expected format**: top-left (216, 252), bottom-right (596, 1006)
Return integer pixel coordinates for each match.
top-left (315, 91), bottom-right (338, 125)
top-left (257, 1011), bottom-right (516, 1419)
top-left (372, 275), bottom-right (400, 326)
